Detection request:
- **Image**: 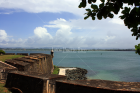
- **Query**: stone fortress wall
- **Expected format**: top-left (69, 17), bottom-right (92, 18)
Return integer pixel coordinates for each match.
top-left (0, 53), bottom-right (140, 93)
top-left (5, 53), bottom-right (54, 74)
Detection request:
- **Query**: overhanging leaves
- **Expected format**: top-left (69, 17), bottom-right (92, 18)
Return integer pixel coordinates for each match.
top-left (100, 0), bottom-right (105, 3)
top-left (99, 3), bottom-right (104, 8)
top-left (78, 0), bottom-right (86, 8)
top-left (108, 13), bottom-right (114, 18)
top-left (88, 0), bottom-right (92, 4)
top-left (97, 12), bottom-right (102, 20)
top-left (84, 16), bottom-right (89, 20)
top-left (91, 0), bottom-right (97, 3)
top-left (135, 43), bottom-right (140, 55)
top-left (78, 0), bottom-right (140, 55)
top-left (92, 16), bottom-right (95, 20)
top-left (91, 4), bottom-right (98, 9)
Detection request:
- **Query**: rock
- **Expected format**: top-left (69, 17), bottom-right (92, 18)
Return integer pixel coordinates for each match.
top-left (65, 67), bottom-right (88, 80)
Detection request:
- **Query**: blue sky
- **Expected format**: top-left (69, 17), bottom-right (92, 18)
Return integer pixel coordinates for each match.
top-left (0, 0), bottom-right (139, 48)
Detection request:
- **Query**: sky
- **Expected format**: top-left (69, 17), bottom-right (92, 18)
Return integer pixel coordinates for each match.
top-left (0, 0), bottom-right (139, 49)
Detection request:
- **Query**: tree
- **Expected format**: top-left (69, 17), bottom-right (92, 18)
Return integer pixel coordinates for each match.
top-left (135, 43), bottom-right (140, 55)
top-left (78, 0), bottom-right (140, 54)
top-left (0, 50), bottom-right (5, 55)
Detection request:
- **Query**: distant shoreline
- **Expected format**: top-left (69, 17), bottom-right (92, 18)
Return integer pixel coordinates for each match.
top-left (3, 49), bottom-right (135, 51)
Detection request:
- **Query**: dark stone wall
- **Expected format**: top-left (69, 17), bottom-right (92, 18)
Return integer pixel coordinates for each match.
top-left (5, 59), bottom-right (31, 71)
top-left (1, 69), bottom-right (17, 80)
top-left (49, 75), bottom-right (67, 93)
top-left (55, 80), bottom-right (140, 93)
top-left (0, 62), bottom-right (17, 80)
top-left (44, 55), bottom-right (54, 74)
top-left (55, 81), bottom-right (139, 93)
top-left (30, 53), bottom-right (42, 55)
top-left (5, 54), bottom-right (54, 74)
top-left (5, 72), bottom-right (44, 93)
top-left (25, 54), bottom-right (53, 74)
top-left (17, 53), bottom-right (29, 56)
top-left (5, 53), bottom-right (15, 55)
top-left (5, 71), bottom-right (67, 93)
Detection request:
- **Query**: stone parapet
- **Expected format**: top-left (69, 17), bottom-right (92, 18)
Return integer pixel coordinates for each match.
top-left (5, 54), bottom-right (54, 74)
top-left (17, 53), bottom-right (29, 56)
top-left (4, 53), bottom-right (15, 55)
top-left (5, 71), bottom-right (67, 93)
top-left (56, 80), bottom-right (140, 93)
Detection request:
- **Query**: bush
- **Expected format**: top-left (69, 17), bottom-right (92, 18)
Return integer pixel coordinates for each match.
top-left (52, 65), bottom-right (59, 74)
top-left (0, 50), bottom-right (5, 54)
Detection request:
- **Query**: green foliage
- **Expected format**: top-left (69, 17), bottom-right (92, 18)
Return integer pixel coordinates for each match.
top-left (79, 0), bottom-right (86, 8)
top-left (0, 50), bottom-right (5, 54)
top-left (78, 0), bottom-right (140, 55)
top-left (135, 43), bottom-right (140, 55)
top-left (52, 65), bottom-right (59, 74)
top-left (91, 4), bottom-right (98, 9)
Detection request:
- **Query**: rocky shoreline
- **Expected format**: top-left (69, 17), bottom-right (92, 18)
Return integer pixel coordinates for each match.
top-left (59, 67), bottom-right (88, 80)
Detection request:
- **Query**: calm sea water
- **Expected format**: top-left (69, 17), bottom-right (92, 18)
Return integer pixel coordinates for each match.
top-left (5, 50), bottom-right (140, 82)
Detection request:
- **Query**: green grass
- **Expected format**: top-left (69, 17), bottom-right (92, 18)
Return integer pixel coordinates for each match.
top-left (0, 55), bottom-right (25, 62)
top-left (52, 65), bottom-right (60, 74)
top-left (0, 83), bottom-right (10, 93)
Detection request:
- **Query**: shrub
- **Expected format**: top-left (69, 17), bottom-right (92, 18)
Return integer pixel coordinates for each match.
top-left (0, 50), bottom-right (5, 54)
top-left (52, 65), bottom-right (59, 74)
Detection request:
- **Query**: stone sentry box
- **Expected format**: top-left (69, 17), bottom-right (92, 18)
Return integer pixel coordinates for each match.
top-left (5, 54), bottom-right (54, 74)
top-left (5, 71), bottom-right (67, 93)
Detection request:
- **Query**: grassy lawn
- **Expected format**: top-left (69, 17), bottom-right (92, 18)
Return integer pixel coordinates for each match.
top-left (0, 83), bottom-right (10, 93)
top-left (0, 55), bottom-right (25, 62)
top-left (52, 65), bottom-right (60, 74)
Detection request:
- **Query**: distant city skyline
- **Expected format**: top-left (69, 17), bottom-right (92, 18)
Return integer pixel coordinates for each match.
top-left (1, 47), bottom-right (135, 50)
top-left (0, 0), bottom-right (139, 48)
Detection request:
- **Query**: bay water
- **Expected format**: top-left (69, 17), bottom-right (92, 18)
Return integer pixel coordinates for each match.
top-left (5, 50), bottom-right (140, 82)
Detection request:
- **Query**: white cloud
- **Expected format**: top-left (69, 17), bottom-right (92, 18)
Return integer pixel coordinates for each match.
top-left (0, 0), bottom-right (139, 48)
top-left (104, 36), bottom-right (116, 41)
top-left (44, 18), bottom-right (72, 37)
top-left (45, 18), bottom-right (97, 30)
top-left (109, 18), bottom-right (124, 25)
top-left (42, 18), bottom-right (140, 48)
top-left (0, 30), bottom-right (8, 42)
top-left (0, 0), bottom-right (86, 16)
top-left (0, 17), bottom-right (140, 48)
top-left (34, 27), bottom-right (53, 39)
top-left (0, 30), bottom-right (26, 47)
top-left (25, 27), bottom-right (53, 47)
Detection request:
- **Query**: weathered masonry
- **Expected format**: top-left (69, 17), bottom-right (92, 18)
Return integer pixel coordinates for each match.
top-left (55, 80), bottom-right (140, 93)
top-left (5, 71), bottom-right (66, 93)
top-left (5, 54), bottom-right (54, 74)
top-left (17, 53), bottom-right (29, 56)
top-left (4, 53), bottom-right (15, 55)
top-left (0, 61), bottom-right (17, 80)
